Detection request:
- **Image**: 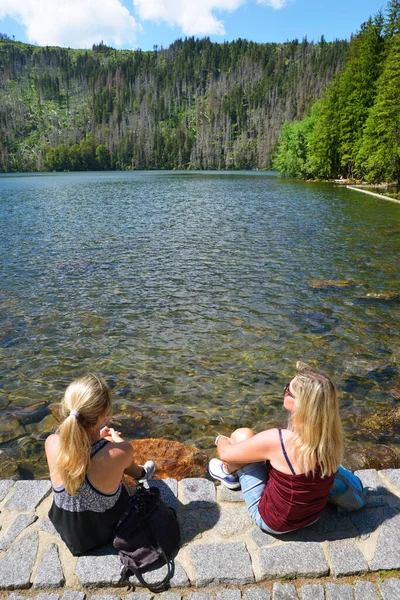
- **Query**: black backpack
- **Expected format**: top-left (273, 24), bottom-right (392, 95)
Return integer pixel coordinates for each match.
top-left (113, 484), bottom-right (181, 593)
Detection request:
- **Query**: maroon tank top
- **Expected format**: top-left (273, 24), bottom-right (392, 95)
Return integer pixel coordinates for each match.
top-left (258, 431), bottom-right (335, 532)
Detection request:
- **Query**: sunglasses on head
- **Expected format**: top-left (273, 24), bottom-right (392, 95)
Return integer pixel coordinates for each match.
top-left (284, 382), bottom-right (295, 398)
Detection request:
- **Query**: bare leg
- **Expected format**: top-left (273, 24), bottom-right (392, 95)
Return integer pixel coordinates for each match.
top-left (223, 427), bottom-right (255, 473)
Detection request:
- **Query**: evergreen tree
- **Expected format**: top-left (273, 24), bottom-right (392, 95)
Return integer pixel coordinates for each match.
top-left (384, 0), bottom-right (400, 36)
top-left (356, 32), bottom-right (400, 182)
top-left (336, 17), bottom-right (384, 177)
top-left (275, 0), bottom-right (398, 182)
top-left (308, 83), bottom-right (341, 179)
top-left (0, 35), bottom-right (348, 172)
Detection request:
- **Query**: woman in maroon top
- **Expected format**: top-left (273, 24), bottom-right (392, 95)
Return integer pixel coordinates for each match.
top-left (209, 362), bottom-right (343, 534)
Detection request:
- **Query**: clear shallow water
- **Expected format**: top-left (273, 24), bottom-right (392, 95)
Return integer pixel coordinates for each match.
top-left (0, 171), bottom-right (399, 477)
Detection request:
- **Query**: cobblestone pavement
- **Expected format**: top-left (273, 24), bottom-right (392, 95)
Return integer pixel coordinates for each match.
top-left (1, 469), bottom-right (400, 599)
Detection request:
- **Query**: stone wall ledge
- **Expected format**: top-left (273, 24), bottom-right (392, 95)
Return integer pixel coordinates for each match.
top-left (0, 468), bottom-right (399, 598)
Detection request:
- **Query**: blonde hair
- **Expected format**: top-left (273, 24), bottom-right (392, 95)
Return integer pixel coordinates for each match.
top-left (288, 362), bottom-right (343, 477)
top-left (56, 374), bottom-right (112, 495)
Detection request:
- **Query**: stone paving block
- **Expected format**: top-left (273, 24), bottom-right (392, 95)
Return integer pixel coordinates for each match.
top-left (177, 509), bottom-right (201, 545)
top-left (259, 542), bottom-right (329, 579)
top-left (179, 478), bottom-right (216, 508)
top-left (300, 585), bottom-right (324, 600)
top-left (350, 507), bottom-right (383, 540)
top-left (354, 581), bottom-right (380, 600)
top-left (380, 469), bottom-right (400, 490)
top-left (213, 506), bottom-right (253, 537)
top-left (37, 595), bottom-right (60, 600)
top-left (149, 479), bottom-right (178, 510)
top-left (355, 469), bottom-right (389, 495)
top-left (0, 480), bottom-right (14, 502)
top-left (243, 588), bottom-right (271, 600)
top-left (325, 583), bottom-right (353, 600)
top-left (219, 487), bottom-right (245, 502)
top-left (312, 505), bottom-right (358, 541)
top-left (0, 513), bottom-right (37, 550)
top-left (326, 540), bottom-right (369, 577)
top-left (370, 511), bottom-right (400, 570)
top-left (0, 532), bottom-right (38, 589)
top-left (34, 543), bottom-right (65, 588)
top-left (90, 596), bottom-right (120, 600)
top-left (379, 577), bottom-right (400, 600)
top-left (75, 547), bottom-right (121, 587)
top-left (197, 508), bottom-right (220, 535)
top-left (39, 517), bottom-right (61, 537)
top-left (129, 561), bottom-right (189, 589)
top-left (61, 593), bottom-right (86, 600)
top-left (190, 542), bottom-right (254, 587)
top-left (4, 480), bottom-right (52, 511)
top-left (250, 528), bottom-right (276, 548)
top-left (126, 594), bottom-right (153, 600)
top-left (272, 583), bottom-right (298, 599)
top-left (158, 594), bottom-right (181, 600)
top-left (187, 594), bottom-right (214, 600)
top-left (7, 595), bottom-right (31, 600)
top-left (216, 591), bottom-right (241, 600)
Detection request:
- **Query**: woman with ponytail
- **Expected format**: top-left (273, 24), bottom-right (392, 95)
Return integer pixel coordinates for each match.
top-left (209, 362), bottom-right (343, 534)
top-left (45, 374), bottom-right (155, 555)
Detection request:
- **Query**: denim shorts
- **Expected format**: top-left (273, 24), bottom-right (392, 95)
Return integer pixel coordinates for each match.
top-left (237, 461), bottom-right (294, 535)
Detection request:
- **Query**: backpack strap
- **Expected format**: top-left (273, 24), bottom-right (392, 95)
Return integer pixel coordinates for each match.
top-left (120, 544), bottom-right (173, 593)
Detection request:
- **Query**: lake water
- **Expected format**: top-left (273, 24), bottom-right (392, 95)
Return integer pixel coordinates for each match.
top-left (0, 171), bottom-right (399, 477)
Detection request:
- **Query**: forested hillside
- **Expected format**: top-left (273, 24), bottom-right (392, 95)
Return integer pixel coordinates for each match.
top-left (0, 36), bottom-right (348, 172)
top-left (274, 0), bottom-right (400, 183)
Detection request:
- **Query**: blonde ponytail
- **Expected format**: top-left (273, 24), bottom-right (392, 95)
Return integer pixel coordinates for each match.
top-left (289, 362), bottom-right (343, 477)
top-left (56, 374), bottom-right (112, 495)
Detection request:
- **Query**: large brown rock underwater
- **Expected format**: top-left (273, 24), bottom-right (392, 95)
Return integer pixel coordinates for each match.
top-left (124, 438), bottom-right (209, 486)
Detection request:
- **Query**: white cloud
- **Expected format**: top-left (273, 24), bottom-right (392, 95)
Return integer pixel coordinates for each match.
top-left (133, 0), bottom-right (244, 36)
top-left (257, 0), bottom-right (288, 8)
top-left (0, 0), bottom-right (292, 48)
top-left (0, 0), bottom-right (140, 48)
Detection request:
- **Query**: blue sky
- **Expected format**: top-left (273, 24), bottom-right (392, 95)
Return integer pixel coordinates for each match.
top-left (0, 0), bottom-right (388, 51)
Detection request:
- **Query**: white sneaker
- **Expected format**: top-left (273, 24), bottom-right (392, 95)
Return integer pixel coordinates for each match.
top-left (137, 460), bottom-right (156, 481)
top-left (209, 458), bottom-right (241, 490)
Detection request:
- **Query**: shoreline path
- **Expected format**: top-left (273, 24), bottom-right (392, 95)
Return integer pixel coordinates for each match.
top-left (1, 468), bottom-right (400, 599)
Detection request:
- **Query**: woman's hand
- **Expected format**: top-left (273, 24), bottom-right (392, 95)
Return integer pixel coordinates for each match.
top-left (100, 426), bottom-right (124, 443)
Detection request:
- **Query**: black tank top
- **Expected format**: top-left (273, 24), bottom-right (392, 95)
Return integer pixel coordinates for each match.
top-left (48, 439), bottom-right (130, 555)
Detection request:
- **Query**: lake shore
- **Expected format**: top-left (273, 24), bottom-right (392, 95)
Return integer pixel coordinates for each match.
top-left (346, 185), bottom-right (400, 204)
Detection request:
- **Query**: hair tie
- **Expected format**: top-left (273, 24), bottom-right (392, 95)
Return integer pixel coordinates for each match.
top-left (70, 409), bottom-right (79, 418)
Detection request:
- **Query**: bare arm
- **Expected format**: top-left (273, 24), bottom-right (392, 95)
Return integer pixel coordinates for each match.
top-left (100, 427), bottom-right (143, 479)
top-left (217, 429), bottom-right (278, 465)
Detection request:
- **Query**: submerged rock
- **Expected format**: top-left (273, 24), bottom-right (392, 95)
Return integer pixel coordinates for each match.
top-left (25, 414), bottom-right (59, 437)
top-left (124, 438), bottom-right (208, 485)
top-left (356, 407), bottom-right (400, 443)
top-left (307, 279), bottom-right (353, 289)
top-left (13, 438), bottom-right (48, 479)
top-left (364, 291), bottom-right (400, 301)
top-left (389, 381), bottom-right (400, 400)
top-left (11, 401), bottom-right (50, 425)
top-left (343, 444), bottom-right (400, 471)
top-left (0, 450), bottom-right (20, 479)
top-left (290, 308), bottom-right (338, 334)
top-left (343, 358), bottom-right (397, 381)
top-left (48, 403), bottom-right (63, 422)
top-left (0, 416), bottom-right (26, 444)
